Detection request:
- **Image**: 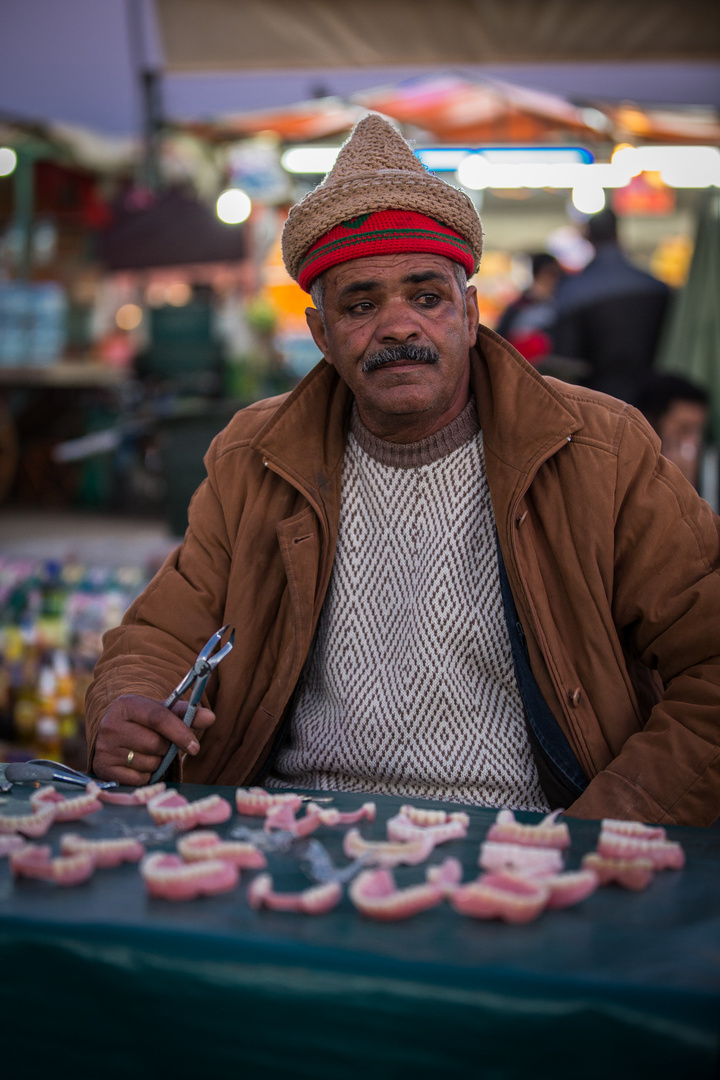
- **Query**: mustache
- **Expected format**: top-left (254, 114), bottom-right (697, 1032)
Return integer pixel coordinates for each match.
top-left (361, 344), bottom-right (440, 374)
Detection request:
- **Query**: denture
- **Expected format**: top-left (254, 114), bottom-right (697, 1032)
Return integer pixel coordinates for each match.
top-left (96, 782), bottom-right (167, 806)
top-left (0, 803), bottom-right (56, 837)
top-left (581, 852), bottom-right (655, 890)
top-left (59, 833), bottom-right (145, 868)
top-left (30, 784), bottom-right (102, 822)
top-left (596, 832), bottom-right (685, 870)
top-left (247, 873), bottom-right (342, 914)
top-left (235, 787), bottom-right (303, 817)
top-left (479, 841), bottom-right (564, 876)
top-left (141, 852), bottom-right (239, 900)
top-left (177, 830), bottom-right (266, 868)
top-left (147, 790), bottom-right (232, 829)
top-left (450, 871), bottom-right (550, 923)
top-left (486, 808), bottom-right (571, 849)
top-left (343, 827), bottom-right (437, 866)
top-left (386, 808), bottom-right (469, 845)
top-left (349, 867), bottom-right (445, 921)
top-left (10, 843), bottom-right (95, 886)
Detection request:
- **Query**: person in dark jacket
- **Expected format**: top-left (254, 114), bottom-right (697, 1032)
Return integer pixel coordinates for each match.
top-left (552, 209), bottom-right (670, 403)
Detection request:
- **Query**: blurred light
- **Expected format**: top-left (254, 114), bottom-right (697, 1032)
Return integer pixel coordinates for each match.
top-left (611, 144), bottom-right (643, 176)
top-left (145, 282), bottom-right (168, 308)
top-left (417, 146), bottom-right (591, 172)
top-left (281, 147), bottom-right (340, 174)
top-left (580, 108), bottom-right (612, 133)
top-left (656, 146), bottom-right (720, 188)
top-left (216, 188), bottom-right (251, 224)
top-left (115, 304), bottom-right (143, 331)
top-left (0, 147), bottom-right (17, 176)
top-left (166, 282), bottom-right (192, 307)
top-left (612, 145), bottom-right (720, 187)
top-left (572, 185), bottom-right (606, 214)
top-left (457, 155), bottom-right (629, 191)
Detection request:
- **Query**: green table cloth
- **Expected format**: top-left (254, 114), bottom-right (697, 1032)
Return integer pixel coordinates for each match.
top-left (0, 772), bottom-right (717, 1079)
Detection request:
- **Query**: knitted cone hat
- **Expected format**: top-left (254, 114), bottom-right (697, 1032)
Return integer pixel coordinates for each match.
top-left (281, 113), bottom-right (484, 290)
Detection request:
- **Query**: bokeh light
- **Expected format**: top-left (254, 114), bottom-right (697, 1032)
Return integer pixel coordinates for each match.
top-left (115, 303), bottom-right (143, 331)
top-left (0, 147), bottom-right (18, 176)
top-left (216, 188), bottom-right (252, 224)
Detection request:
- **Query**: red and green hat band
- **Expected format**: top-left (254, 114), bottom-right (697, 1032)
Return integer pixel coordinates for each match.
top-left (297, 209), bottom-right (475, 291)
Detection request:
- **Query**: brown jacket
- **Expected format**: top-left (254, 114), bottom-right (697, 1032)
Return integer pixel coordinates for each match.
top-left (86, 326), bottom-right (720, 824)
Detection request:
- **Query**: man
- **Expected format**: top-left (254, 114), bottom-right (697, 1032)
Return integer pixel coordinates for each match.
top-left (495, 252), bottom-right (562, 365)
top-left (87, 115), bottom-right (720, 825)
top-left (635, 374), bottom-right (710, 491)
top-left (552, 208), bottom-right (670, 403)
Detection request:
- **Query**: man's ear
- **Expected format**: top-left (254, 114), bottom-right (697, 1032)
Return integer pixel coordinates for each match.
top-left (465, 285), bottom-right (480, 341)
top-left (306, 307), bottom-right (332, 365)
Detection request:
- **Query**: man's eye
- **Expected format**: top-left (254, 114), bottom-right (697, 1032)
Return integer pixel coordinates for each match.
top-left (348, 301), bottom-right (374, 314)
top-left (416, 293), bottom-right (441, 307)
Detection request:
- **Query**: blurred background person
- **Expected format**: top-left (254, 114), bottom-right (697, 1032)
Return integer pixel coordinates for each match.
top-left (495, 252), bottom-right (563, 366)
top-left (552, 208), bottom-right (671, 403)
top-left (635, 373), bottom-right (710, 490)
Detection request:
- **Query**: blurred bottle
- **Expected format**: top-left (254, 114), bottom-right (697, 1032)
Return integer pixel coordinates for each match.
top-left (33, 664), bottom-right (61, 760)
top-left (54, 650), bottom-right (80, 752)
top-left (12, 645), bottom-right (42, 747)
top-left (34, 715), bottom-right (62, 761)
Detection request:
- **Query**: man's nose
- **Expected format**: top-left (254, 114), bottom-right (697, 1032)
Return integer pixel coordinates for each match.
top-left (376, 299), bottom-right (421, 343)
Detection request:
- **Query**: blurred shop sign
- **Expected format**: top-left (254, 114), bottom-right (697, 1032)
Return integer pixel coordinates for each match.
top-left (612, 174), bottom-right (676, 216)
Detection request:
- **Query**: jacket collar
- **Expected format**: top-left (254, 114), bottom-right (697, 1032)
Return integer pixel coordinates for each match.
top-left (472, 324), bottom-right (582, 479)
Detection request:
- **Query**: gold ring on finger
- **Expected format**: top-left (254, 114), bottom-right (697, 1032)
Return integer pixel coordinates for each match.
top-left (126, 749), bottom-right (135, 767)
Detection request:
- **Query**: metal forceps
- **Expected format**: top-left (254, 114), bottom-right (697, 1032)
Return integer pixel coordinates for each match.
top-left (149, 624), bottom-right (235, 784)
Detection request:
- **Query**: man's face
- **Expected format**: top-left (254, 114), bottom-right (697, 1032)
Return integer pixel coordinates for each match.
top-left (658, 400), bottom-right (708, 486)
top-left (306, 253), bottom-right (479, 443)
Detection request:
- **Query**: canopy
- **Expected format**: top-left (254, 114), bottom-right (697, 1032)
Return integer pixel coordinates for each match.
top-left (156, 0), bottom-right (720, 72)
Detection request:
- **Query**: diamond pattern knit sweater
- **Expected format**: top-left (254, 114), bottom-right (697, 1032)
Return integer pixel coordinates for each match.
top-left (268, 399), bottom-right (548, 811)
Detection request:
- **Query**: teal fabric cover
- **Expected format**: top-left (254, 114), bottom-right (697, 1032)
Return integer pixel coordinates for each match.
top-left (0, 775), bottom-right (717, 1079)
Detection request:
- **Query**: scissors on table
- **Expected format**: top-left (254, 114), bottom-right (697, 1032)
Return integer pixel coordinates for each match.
top-left (149, 624), bottom-right (235, 784)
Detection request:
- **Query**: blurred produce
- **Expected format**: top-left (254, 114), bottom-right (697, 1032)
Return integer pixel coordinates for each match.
top-left (0, 556), bottom-right (150, 770)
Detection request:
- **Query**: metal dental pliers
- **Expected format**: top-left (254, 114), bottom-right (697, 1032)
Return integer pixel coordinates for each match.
top-left (149, 624), bottom-right (235, 784)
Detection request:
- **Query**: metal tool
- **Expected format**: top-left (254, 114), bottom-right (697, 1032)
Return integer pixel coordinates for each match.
top-left (4, 760), bottom-right (117, 790)
top-left (149, 624), bottom-right (235, 784)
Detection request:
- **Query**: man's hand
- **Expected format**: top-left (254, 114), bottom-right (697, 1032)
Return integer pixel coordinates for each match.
top-left (91, 694), bottom-right (216, 786)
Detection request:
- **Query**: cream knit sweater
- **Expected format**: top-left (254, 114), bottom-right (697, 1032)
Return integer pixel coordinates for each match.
top-left (268, 400), bottom-right (548, 811)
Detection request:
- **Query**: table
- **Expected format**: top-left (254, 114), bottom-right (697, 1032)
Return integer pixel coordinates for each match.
top-left (0, 773), bottom-right (717, 1079)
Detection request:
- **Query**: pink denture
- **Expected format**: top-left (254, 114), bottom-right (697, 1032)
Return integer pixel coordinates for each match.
top-left (97, 782), bottom-right (167, 806)
top-left (177, 830), bottom-right (266, 868)
top-left (451, 871), bottom-right (550, 923)
top-left (343, 827), bottom-right (436, 867)
top-left (235, 787), bottom-right (303, 817)
top-left (542, 869), bottom-right (599, 910)
top-left (141, 852), bottom-right (239, 900)
top-left (348, 860), bottom-right (462, 921)
top-left (60, 833), bottom-right (145, 868)
top-left (147, 790), bottom-right (232, 830)
top-left (601, 818), bottom-right (666, 841)
top-left (386, 807), bottom-right (469, 846)
top-left (581, 852), bottom-right (655, 891)
top-left (264, 801), bottom-right (323, 837)
top-left (348, 870), bottom-right (439, 921)
top-left (29, 785), bottom-right (102, 823)
top-left (479, 841), bottom-right (564, 876)
top-left (247, 873), bottom-right (342, 914)
top-left (596, 832), bottom-right (685, 870)
top-left (486, 808), bottom-right (571, 850)
top-left (307, 802), bottom-right (376, 827)
top-left (0, 803), bottom-right (56, 838)
top-left (10, 843), bottom-right (95, 886)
